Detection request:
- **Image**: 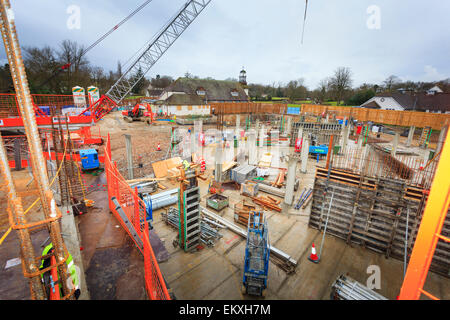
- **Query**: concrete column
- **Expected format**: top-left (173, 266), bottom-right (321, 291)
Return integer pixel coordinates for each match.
top-left (271, 130), bottom-right (280, 168)
top-left (124, 134), bottom-right (133, 180)
top-left (284, 156), bottom-right (297, 205)
top-left (406, 126), bottom-right (415, 147)
top-left (436, 125), bottom-right (448, 154)
top-left (392, 133), bottom-right (399, 156)
top-left (214, 141), bottom-right (223, 182)
top-left (423, 149), bottom-right (431, 166)
top-left (236, 114), bottom-right (240, 130)
top-left (14, 138), bottom-right (22, 171)
top-left (259, 125), bottom-right (266, 159)
top-left (248, 130), bottom-right (257, 165)
top-left (297, 127), bottom-right (303, 140)
top-left (285, 116), bottom-right (292, 136)
top-left (300, 137), bottom-right (309, 173)
top-left (357, 135), bottom-right (363, 148)
top-left (341, 125), bottom-right (349, 152)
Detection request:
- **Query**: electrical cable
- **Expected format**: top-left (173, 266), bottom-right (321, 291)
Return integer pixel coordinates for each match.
top-left (36, 0), bottom-right (154, 90)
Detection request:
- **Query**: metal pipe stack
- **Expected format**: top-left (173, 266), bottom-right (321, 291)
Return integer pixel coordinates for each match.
top-left (142, 188), bottom-right (179, 211)
top-left (330, 275), bottom-right (387, 300)
top-left (294, 188), bottom-right (312, 210)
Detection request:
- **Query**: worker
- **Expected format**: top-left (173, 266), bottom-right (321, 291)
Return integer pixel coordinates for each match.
top-left (182, 160), bottom-right (190, 170)
top-left (40, 243), bottom-right (80, 300)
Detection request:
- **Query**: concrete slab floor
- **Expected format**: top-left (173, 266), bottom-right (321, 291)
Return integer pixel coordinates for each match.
top-left (77, 172), bottom-right (147, 300)
top-left (151, 147), bottom-right (449, 300)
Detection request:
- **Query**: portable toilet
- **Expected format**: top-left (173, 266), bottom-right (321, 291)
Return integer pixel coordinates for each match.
top-left (79, 149), bottom-right (99, 170)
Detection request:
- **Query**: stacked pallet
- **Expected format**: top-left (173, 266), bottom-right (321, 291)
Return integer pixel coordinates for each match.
top-left (234, 201), bottom-right (261, 226)
top-left (309, 167), bottom-right (450, 277)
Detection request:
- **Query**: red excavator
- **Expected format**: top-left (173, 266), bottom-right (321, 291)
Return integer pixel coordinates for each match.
top-left (122, 102), bottom-right (154, 124)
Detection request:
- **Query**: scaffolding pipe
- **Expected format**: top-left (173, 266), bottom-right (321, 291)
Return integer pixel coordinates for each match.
top-left (0, 0), bottom-right (72, 298)
top-left (318, 191), bottom-right (334, 260)
top-left (200, 206), bottom-right (297, 269)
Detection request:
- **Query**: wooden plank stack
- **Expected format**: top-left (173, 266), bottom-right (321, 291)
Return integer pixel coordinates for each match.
top-left (234, 201), bottom-right (261, 226)
top-left (251, 195), bottom-right (282, 212)
top-left (271, 169), bottom-right (285, 188)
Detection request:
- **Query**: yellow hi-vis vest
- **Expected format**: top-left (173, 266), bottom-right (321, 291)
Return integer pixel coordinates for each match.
top-left (40, 243), bottom-right (79, 296)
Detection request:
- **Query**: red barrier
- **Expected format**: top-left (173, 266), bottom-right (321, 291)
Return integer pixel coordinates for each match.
top-left (104, 134), bottom-right (170, 300)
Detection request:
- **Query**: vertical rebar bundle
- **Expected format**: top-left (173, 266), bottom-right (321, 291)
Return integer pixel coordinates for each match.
top-left (0, 0), bottom-right (73, 299)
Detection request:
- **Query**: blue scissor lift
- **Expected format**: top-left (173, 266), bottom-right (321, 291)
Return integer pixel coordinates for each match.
top-left (242, 211), bottom-right (270, 297)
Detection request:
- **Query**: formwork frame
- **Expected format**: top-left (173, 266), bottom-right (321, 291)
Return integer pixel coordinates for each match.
top-left (399, 129), bottom-right (450, 300)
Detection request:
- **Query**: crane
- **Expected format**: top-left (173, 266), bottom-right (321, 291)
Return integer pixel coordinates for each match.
top-left (80, 0), bottom-right (212, 122)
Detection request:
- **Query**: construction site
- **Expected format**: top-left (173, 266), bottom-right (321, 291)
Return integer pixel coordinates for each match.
top-left (0, 0), bottom-right (449, 304)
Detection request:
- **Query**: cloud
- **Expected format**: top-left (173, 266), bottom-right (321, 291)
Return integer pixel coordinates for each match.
top-left (0, 0), bottom-right (449, 88)
top-left (423, 65), bottom-right (445, 82)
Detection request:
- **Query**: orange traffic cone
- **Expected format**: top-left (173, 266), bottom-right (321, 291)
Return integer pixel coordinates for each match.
top-left (308, 243), bottom-right (320, 263)
top-left (157, 143), bottom-right (161, 151)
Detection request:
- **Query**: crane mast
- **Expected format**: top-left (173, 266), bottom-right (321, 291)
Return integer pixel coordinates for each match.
top-left (105, 0), bottom-right (211, 106)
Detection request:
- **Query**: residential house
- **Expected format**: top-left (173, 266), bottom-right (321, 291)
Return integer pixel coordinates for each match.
top-left (361, 88), bottom-right (450, 113)
top-left (153, 77), bottom-right (249, 116)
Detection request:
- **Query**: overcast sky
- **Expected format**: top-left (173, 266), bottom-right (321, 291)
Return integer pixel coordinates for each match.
top-left (1, 0), bottom-right (449, 89)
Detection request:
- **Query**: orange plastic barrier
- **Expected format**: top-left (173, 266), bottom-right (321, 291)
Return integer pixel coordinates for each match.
top-left (104, 134), bottom-right (170, 300)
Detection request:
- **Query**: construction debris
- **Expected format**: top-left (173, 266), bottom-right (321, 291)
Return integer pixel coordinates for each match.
top-left (206, 193), bottom-right (229, 211)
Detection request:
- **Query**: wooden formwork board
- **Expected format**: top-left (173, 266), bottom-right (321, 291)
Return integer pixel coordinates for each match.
top-left (309, 169), bottom-right (449, 277)
top-left (301, 104), bottom-right (450, 130)
top-left (208, 102), bottom-right (450, 130)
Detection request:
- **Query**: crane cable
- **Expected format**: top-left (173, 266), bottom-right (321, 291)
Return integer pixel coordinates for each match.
top-left (81, 0), bottom-right (154, 58)
top-left (36, 0), bottom-right (154, 89)
top-left (301, 0), bottom-right (308, 44)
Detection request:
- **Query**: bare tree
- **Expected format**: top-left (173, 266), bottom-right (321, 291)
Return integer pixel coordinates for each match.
top-left (383, 75), bottom-right (400, 92)
top-left (315, 77), bottom-right (330, 103)
top-left (23, 46), bottom-right (60, 93)
top-left (329, 67), bottom-right (352, 105)
top-left (117, 61), bottom-right (122, 79)
top-left (58, 40), bottom-right (90, 91)
top-left (286, 78), bottom-right (307, 101)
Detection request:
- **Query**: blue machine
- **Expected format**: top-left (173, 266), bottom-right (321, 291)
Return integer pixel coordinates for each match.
top-left (79, 149), bottom-right (100, 170)
top-left (309, 144), bottom-right (328, 155)
top-left (242, 211), bottom-right (269, 297)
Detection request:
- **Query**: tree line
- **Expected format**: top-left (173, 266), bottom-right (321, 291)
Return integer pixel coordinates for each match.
top-left (0, 40), bottom-right (448, 106)
top-left (0, 39), bottom-right (174, 96)
top-left (248, 67), bottom-right (450, 106)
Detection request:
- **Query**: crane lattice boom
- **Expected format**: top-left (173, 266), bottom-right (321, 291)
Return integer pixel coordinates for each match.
top-left (106, 0), bottom-right (212, 104)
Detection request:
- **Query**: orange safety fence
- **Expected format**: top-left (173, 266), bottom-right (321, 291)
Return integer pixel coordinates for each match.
top-left (104, 134), bottom-right (170, 300)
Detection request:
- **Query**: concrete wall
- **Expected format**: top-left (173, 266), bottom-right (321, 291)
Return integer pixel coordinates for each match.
top-left (152, 104), bottom-right (211, 116)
